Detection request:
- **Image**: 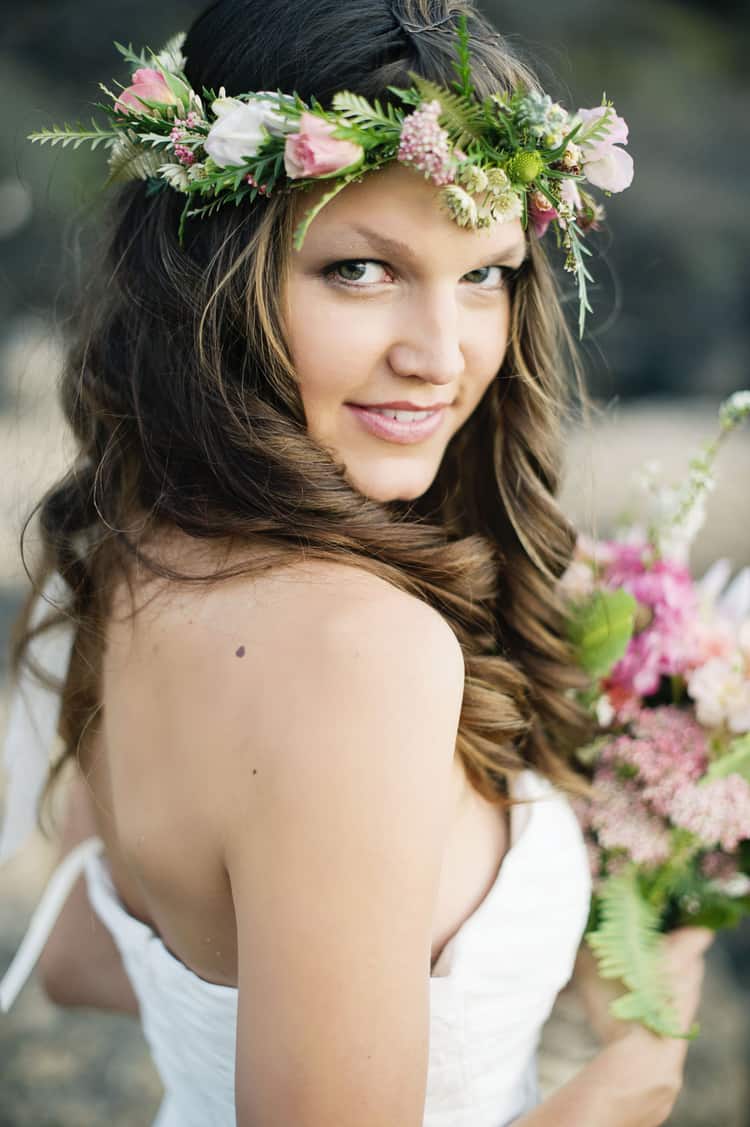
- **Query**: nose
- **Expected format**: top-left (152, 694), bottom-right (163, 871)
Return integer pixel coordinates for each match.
top-left (387, 289), bottom-right (465, 385)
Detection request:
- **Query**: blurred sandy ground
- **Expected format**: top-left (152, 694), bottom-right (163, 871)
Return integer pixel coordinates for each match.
top-left (0, 318), bottom-right (749, 1124)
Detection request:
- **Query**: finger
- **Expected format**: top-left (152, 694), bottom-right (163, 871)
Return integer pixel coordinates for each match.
top-left (665, 926), bottom-right (715, 954)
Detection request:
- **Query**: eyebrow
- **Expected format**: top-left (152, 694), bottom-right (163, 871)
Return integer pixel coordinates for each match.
top-left (343, 223), bottom-right (530, 265)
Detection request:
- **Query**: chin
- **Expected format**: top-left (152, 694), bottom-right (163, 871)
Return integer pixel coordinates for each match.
top-left (346, 459), bottom-right (439, 503)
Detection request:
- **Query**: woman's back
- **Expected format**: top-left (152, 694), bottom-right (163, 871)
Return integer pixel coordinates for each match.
top-left (61, 533), bottom-right (590, 1125)
top-left (83, 533), bottom-right (509, 988)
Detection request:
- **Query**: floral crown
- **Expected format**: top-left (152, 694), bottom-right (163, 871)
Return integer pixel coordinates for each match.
top-left (28, 17), bottom-right (634, 339)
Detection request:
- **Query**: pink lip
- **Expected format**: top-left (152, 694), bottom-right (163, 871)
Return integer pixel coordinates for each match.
top-left (346, 404), bottom-right (447, 444)
top-left (354, 400), bottom-right (452, 410)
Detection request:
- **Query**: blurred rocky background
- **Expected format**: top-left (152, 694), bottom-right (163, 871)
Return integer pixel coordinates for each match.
top-left (1, 0), bottom-right (748, 1123)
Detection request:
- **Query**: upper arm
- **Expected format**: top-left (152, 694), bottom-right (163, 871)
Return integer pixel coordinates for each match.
top-left (217, 571), bottom-right (465, 1126)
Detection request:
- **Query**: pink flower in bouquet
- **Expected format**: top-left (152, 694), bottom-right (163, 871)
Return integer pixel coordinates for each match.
top-left (284, 113), bottom-right (364, 179)
top-left (669, 775), bottom-right (750, 852)
top-left (600, 707), bottom-right (709, 817)
top-left (586, 770), bottom-right (672, 867)
top-left (599, 540), bottom-right (703, 698)
top-left (115, 68), bottom-right (179, 114)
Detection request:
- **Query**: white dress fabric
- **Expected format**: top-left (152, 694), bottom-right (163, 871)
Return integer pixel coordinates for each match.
top-left (1, 765), bottom-right (592, 1127)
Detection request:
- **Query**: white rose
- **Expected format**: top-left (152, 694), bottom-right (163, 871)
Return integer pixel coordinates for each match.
top-left (205, 95), bottom-right (292, 168)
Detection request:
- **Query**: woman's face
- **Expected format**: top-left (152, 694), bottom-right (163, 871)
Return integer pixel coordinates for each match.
top-left (282, 162), bottom-right (527, 503)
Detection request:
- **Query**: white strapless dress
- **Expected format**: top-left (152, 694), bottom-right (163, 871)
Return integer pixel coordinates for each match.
top-left (1, 768), bottom-right (591, 1127)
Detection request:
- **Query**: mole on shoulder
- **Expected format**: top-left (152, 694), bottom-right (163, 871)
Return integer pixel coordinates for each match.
top-left (235, 645), bottom-right (246, 657)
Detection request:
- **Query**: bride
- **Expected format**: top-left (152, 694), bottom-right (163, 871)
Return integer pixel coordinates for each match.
top-left (1, 1), bottom-right (711, 1124)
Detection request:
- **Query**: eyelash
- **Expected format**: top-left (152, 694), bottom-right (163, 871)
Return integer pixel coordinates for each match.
top-left (322, 259), bottom-right (524, 291)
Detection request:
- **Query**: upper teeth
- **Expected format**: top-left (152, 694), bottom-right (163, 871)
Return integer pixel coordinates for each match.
top-left (366, 408), bottom-right (438, 422)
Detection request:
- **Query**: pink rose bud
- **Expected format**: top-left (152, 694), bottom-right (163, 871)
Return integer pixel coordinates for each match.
top-left (284, 112), bottom-right (364, 179)
top-left (115, 68), bottom-right (179, 114)
top-left (528, 191), bottom-right (557, 238)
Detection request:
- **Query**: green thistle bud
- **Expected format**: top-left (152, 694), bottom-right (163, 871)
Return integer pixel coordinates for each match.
top-left (506, 150), bottom-right (543, 185)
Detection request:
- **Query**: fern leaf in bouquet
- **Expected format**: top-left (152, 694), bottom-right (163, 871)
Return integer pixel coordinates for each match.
top-left (587, 867), bottom-right (694, 1038)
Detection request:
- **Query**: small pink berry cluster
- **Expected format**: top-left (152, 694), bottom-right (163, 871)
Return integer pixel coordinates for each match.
top-left (245, 173), bottom-right (268, 196)
top-left (396, 100), bottom-right (456, 187)
top-left (170, 111), bottom-right (201, 166)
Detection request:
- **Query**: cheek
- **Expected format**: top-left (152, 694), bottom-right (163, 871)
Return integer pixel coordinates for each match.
top-left (284, 278), bottom-right (385, 399)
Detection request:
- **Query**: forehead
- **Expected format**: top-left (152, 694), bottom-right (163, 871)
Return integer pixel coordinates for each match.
top-left (291, 162), bottom-right (527, 263)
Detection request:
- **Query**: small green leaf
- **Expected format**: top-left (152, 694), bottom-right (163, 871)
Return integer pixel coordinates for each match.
top-left (704, 734), bottom-right (750, 785)
top-left (566, 587), bottom-right (637, 679)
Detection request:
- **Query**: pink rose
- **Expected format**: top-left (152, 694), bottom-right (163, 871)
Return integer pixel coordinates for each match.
top-left (115, 68), bottom-right (178, 114)
top-left (284, 112), bottom-right (364, 179)
top-left (575, 105), bottom-right (634, 193)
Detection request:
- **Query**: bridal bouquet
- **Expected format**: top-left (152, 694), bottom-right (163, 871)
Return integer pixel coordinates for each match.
top-left (560, 391), bottom-right (750, 1038)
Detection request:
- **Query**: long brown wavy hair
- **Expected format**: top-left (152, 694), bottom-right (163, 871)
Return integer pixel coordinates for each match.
top-left (12, 0), bottom-right (597, 837)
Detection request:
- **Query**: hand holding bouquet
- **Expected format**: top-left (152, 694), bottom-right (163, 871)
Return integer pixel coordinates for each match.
top-left (561, 392), bottom-right (750, 1038)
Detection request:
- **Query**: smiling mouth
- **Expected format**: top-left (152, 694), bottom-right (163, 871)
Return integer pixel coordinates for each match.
top-left (345, 403), bottom-right (448, 444)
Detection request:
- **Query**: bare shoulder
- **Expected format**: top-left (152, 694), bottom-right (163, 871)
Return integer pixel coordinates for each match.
top-left (108, 545), bottom-right (464, 698)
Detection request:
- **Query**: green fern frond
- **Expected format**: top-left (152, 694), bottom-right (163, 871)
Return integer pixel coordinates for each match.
top-left (113, 40), bottom-right (150, 70)
top-left (27, 120), bottom-right (118, 152)
top-left (386, 84), bottom-right (421, 109)
top-left (105, 135), bottom-right (165, 183)
top-left (331, 91), bottom-right (403, 134)
top-left (587, 868), bottom-right (694, 1039)
top-left (408, 74), bottom-right (486, 149)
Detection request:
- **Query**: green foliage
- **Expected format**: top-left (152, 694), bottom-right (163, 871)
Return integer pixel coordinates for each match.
top-left (566, 221), bottom-right (596, 340)
top-left (685, 894), bottom-right (750, 930)
top-left (407, 74), bottom-right (487, 150)
top-left (105, 135), bottom-right (165, 183)
top-left (27, 121), bottom-right (118, 151)
top-left (113, 40), bottom-right (152, 70)
top-left (705, 734), bottom-right (750, 784)
top-left (587, 868), bottom-right (695, 1039)
top-left (450, 13), bottom-right (474, 100)
top-left (330, 92), bottom-right (403, 141)
top-left (740, 839), bottom-right (750, 877)
top-left (566, 587), bottom-right (636, 679)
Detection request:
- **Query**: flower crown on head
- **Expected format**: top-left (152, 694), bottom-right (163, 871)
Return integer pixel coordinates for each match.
top-left (28, 17), bottom-right (634, 339)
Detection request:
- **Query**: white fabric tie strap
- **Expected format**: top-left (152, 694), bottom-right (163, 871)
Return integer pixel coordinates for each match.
top-left (0, 835), bottom-right (104, 1012)
top-left (0, 570), bottom-right (76, 865)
